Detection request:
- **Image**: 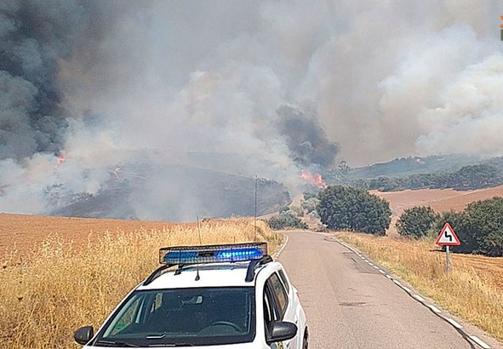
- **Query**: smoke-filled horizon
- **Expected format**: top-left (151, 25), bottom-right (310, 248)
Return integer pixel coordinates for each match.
top-left (1, 0), bottom-right (503, 218)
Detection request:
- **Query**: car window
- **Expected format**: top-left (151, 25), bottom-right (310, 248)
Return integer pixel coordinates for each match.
top-left (263, 286), bottom-right (275, 326)
top-left (106, 296), bottom-right (144, 336)
top-left (268, 273), bottom-right (289, 318)
top-left (278, 269), bottom-right (290, 293)
top-left (95, 287), bottom-right (256, 347)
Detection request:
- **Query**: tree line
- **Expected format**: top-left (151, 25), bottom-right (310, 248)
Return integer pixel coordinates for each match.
top-left (314, 185), bottom-right (503, 256)
top-left (397, 199), bottom-right (503, 256)
top-left (365, 164), bottom-right (503, 192)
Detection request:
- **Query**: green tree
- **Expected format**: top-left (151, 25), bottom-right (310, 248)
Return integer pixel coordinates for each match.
top-left (463, 198), bottom-right (503, 256)
top-left (317, 186), bottom-right (391, 235)
top-left (396, 206), bottom-right (439, 238)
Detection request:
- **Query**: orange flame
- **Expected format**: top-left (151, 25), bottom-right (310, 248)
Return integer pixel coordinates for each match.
top-left (300, 169), bottom-right (327, 189)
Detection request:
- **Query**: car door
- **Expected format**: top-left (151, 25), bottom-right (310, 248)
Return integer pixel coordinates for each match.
top-left (277, 268), bottom-right (304, 343)
top-left (265, 272), bottom-right (299, 349)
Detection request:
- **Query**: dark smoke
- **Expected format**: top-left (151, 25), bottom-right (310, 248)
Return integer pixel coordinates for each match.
top-left (277, 105), bottom-right (338, 168)
top-left (0, 0), bottom-right (90, 160)
top-left (2, 0), bottom-right (501, 221)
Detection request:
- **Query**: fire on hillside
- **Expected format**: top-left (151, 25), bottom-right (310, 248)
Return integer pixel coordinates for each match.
top-left (300, 169), bottom-right (327, 189)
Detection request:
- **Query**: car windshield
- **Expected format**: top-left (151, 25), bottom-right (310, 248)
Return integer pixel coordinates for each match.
top-left (93, 287), bottom-right (255, 347)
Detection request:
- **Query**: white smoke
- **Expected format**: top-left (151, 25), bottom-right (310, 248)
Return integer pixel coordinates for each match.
top-left (1, 0), bottom-right (503, 217)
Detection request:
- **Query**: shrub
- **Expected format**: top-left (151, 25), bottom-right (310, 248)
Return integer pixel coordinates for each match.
top-left (303, 192), bottom-right (318, 201)
top-left (268, 211), bottom-right (308, 230)
top-left (301, 197), bottom-right (319, 213)
top-left (317, 185), bottom-right (391, 235)
top-left (396, 206), bottom-right (439, 238)
top-left (289, 205), bottom-right (304, 217)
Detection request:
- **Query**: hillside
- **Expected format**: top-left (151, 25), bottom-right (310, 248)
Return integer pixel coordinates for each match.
top-left (349, 154), bottom-right (482, 179)
top-left (50, 164), bottom-right (290, 221)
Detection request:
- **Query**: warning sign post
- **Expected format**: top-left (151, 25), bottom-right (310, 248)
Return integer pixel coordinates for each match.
top-left (435, 223), bottom-right (461, 273)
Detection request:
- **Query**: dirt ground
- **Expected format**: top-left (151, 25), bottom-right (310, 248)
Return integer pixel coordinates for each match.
top-left (0, 213), bottom-right (186, 257)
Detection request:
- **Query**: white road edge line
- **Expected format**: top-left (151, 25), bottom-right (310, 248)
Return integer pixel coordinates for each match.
top-left (273, 234), bottom-right (289, 258)
top-left (470, 336), bottom-right (491, 349)
top-left (446, 318), bottom-right (463, 329)
top-left (427, 304), bottom-right (441, 314)
top-left (413, 295), bottom-right (425, 302)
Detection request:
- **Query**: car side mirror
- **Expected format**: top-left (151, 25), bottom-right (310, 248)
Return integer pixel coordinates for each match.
top-left (267, 321), bottom-right (298, 343)
top-left (74, 326), bottom-right (94, 345)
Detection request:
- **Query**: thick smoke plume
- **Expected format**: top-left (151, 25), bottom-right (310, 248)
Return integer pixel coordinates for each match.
top-left (0, 0), bottom-right (90, 160)
top-left (277, 105), bottom-right (338, 168)
top-left (1, 0), bottom-right (503, 219)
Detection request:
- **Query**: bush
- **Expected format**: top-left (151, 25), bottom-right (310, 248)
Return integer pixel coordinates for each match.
top-left (397, 206), bottom-right (439, 238)
top-left (301, 197), bottom-right (319, 213)
top-left (268, 211), bottom-right (308, 230)
top-left (289, 205), bottom-right (304, 217)
top-left (303, 192), bottom-right (318, 201)
top-left (317, 185), bottom-right (391, 235)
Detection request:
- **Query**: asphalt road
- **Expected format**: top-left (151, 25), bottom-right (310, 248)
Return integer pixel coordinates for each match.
top-left (278, 231), bottom-right (494, 349)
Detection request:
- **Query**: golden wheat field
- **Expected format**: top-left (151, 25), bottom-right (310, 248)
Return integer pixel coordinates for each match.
top-left (337, 232), bottom-right (503, 342)
top-left (0, 213), bottom-right (198, 258)
top-left (0, 214), bottom-right (282, 348)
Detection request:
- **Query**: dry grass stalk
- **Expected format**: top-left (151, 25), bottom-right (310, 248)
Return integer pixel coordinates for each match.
top-left (0, 219), bottom-right (281, 348)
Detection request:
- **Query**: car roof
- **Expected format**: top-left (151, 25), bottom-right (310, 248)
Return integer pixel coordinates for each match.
top-left (137, 261), bottom-right (281, 290)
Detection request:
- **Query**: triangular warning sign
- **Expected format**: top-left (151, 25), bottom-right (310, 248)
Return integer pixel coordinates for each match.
top-left (435, 223), bottom-right (461, 246)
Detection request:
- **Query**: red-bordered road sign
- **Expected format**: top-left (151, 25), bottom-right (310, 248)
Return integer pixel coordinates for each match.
top-left (435, 223), bottom-right (461, 246)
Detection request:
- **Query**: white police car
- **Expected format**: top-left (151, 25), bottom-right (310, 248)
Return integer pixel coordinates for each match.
top-left (74, 243), bottom-right (308, 348)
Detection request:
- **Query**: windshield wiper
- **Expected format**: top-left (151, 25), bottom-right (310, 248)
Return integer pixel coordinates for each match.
top-left (95, 339), bottom-right (139, 347)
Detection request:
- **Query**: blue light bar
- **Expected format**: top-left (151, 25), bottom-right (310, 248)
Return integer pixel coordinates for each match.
top-left (159, 243), bottom-right (268, 265)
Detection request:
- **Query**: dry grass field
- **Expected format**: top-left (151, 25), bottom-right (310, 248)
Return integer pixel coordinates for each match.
top-left (371, 184), bottom-right (503, 235)
top-left (0, 213), bottom-right (197, 258)
top-left (337, 232), bottom-right (503, 342)
top-left (372, 184), bottom-right (503, 215)
top-left (0, 214), bottom-right (282, 348)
